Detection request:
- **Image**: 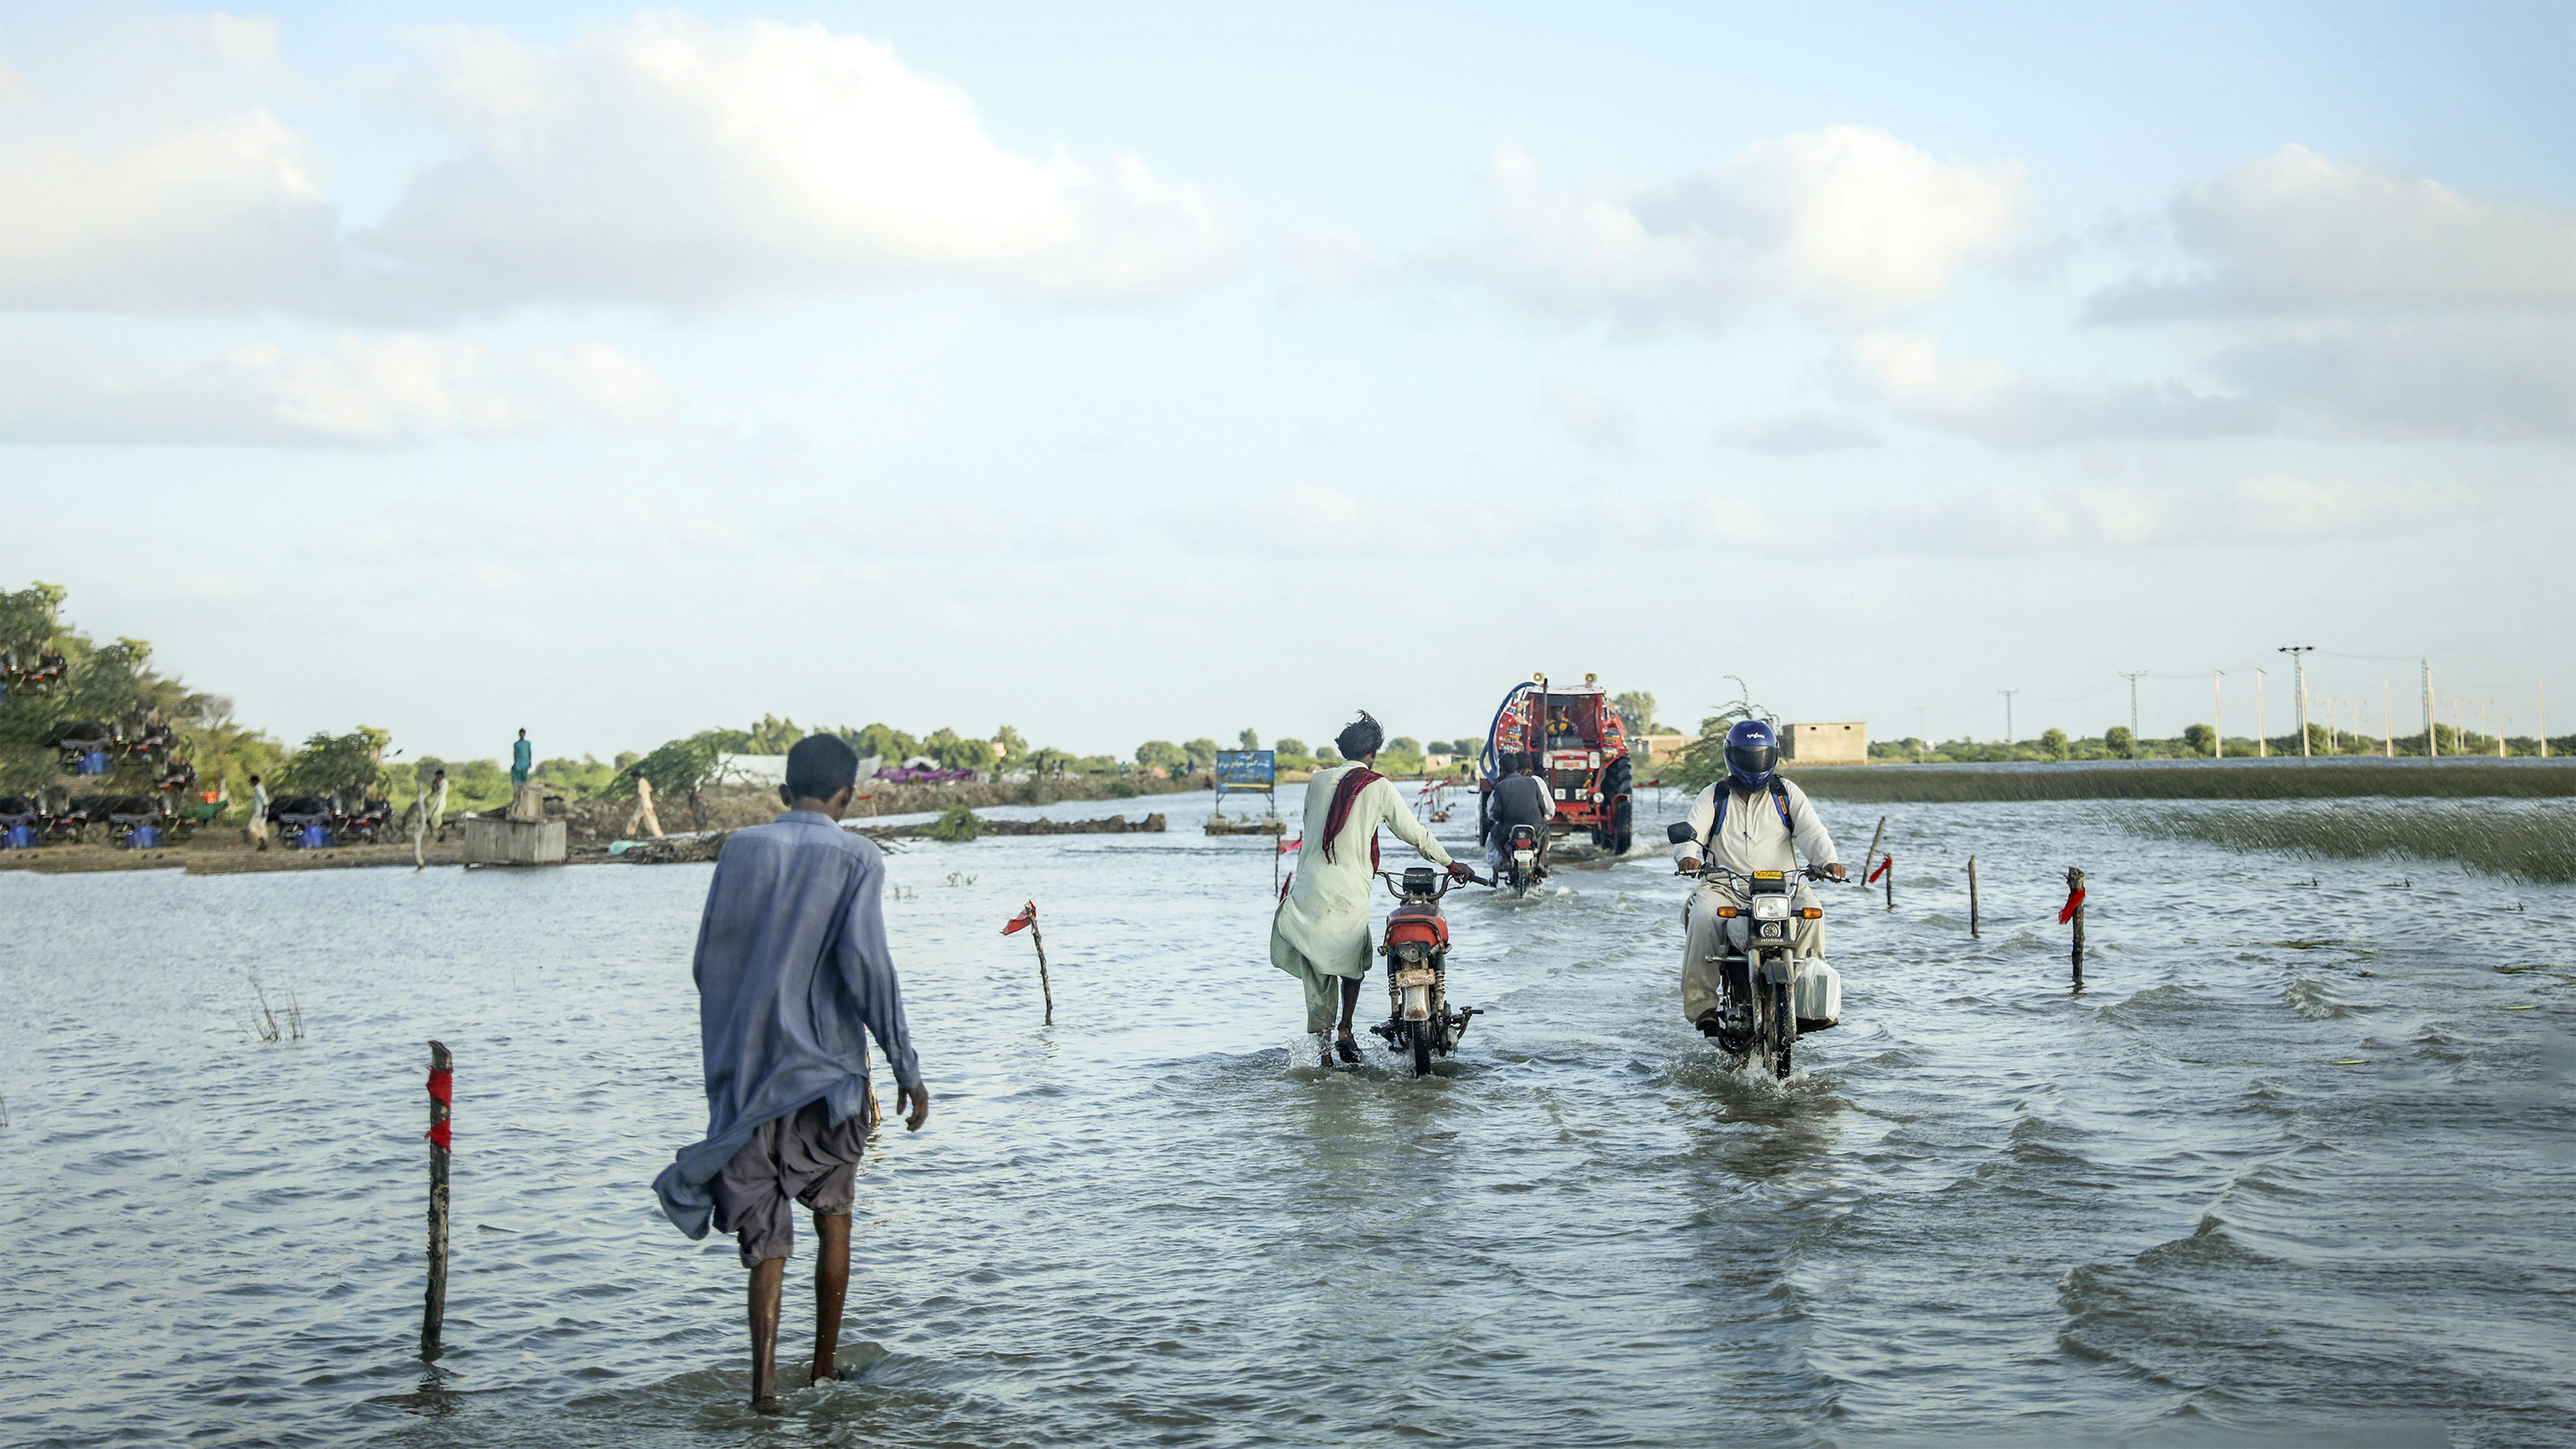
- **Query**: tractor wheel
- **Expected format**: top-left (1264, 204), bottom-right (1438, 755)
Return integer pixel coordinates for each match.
top-left (1601, 757), bottom-right (1634, 853)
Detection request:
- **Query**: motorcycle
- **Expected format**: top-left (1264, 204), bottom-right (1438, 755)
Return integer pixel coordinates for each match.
top-left (1366, 865), bottom-right (1491, 1077)
top-left (1499, 822), bottom-right (1546, 894)
top-left (1669, 823), bottom-right (1844, 1079)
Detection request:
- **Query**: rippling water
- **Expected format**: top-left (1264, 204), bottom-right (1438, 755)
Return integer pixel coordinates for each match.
top-left (3, 789), bottom-right (2570, 1447)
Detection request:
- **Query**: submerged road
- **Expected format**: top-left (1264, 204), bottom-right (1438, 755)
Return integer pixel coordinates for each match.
top-left (1, 787), bottom-right (2569, 1446)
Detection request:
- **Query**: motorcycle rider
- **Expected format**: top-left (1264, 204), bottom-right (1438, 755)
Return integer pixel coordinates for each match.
top-left (1673, 720), bottom-right (1845, 1031)
top-left (1484, 752), bottom-right (1553, 877)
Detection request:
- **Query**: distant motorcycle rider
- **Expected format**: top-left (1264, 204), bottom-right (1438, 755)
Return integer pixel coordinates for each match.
top-left (1673, 721), bottom-right (1845, 1030)
top-left (1484, 752), bottom-right (1552, 875)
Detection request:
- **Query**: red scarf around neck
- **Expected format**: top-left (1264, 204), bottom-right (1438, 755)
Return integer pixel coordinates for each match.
top-left (1321, 766), bottom-right (1384, 865)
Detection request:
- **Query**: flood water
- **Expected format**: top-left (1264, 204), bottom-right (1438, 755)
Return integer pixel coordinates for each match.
top-left (3, 787), bottom-right (2571, 1447)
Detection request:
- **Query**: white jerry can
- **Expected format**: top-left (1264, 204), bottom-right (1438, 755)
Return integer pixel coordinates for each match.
top-left (1794, 961), bottom-right (1842, 1022)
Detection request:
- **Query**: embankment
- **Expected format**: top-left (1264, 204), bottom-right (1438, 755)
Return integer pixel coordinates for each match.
top-left (1788, 758), bottom-right (2576, 803)
top-left (2109, 800), bottom-right (2576, 885)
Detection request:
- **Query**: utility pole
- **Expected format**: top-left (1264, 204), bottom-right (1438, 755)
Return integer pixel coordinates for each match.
top-left (1999, 689), bottom-right (2018, 750)
top-left (2422, 660), bottom-right (2437, 757)
top-left (2278, 646), bottom-right (2315, 757)
top-left (2119, 671), bottom-right (2147, 739)
top-left (2255, 668), bottom-right (2268, 758)
top-left (2213, 669), bottom-right (2225, 759)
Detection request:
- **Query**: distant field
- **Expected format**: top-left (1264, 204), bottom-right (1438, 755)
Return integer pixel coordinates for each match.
top-left (1786, 759), bottom-right (2576, 803)
top-left (2110, 801), bottom-right (2576, 886)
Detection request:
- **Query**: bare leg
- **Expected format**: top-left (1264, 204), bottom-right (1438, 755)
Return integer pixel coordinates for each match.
top-left (748, 1256), bottom-right (785, 1411)
top-left (809, 1212), bottom-right (850, 1385)
top-left (1337, 976), bottom-right (1363, 1040)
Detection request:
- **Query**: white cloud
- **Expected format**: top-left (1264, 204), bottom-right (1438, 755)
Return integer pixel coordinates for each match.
top-left (1284, 228), bottom-right (1378, 292)
top-left (1689, 475), bottom-right (2461, 556)
top-left (1479, 127), bottom-right (2031, 329)
top-left (0, 333), bottom-right (671, 446)
top-left (1844, 330), bottom-right (2268, 446)
top-left (2092, 145), bottom-right (2576, 320)
top-left (2208, 317), bottom-right (2576, 440)
top-left (1718, 409), bottom-right (1880, 454)
top-left (1542, 378), bottom-right (1638, 458)
top-left (0, 109), bottom-right (338, 312)
top-left (359, 13), bottom-right (1244, 312)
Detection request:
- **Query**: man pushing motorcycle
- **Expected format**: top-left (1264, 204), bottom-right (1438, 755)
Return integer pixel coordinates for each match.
top-left (1673, 720), bottom-right (1846, 1031)
top-left (1273, 711), bottom-right (1476, 1067)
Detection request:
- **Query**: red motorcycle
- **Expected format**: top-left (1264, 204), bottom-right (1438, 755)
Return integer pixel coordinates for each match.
top-left (1366, 865), bottom-right (1491, 1077)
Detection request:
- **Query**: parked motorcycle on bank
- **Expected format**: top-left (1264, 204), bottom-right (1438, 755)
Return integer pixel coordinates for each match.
top-left (1366, 865), bottom-right (1491, 1077)
top-left (1668, 822), bottom-right (1846, 1078)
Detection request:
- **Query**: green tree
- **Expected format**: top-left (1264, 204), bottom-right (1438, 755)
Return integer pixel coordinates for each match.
top-left (920, 727), bottom-right (996, 772)
top-left (1388, 736), bottom-right (1421, 756)
top-left (2040, 727), bottom-right (2069, 760)
top-left (1182, 737), bottom-right (1220, 770)
top-left (1274, 737), bottom-right (1308, 758)
top-left (2181, 723), bottom-right (2216, 756)
top-left (629, 732), bottom-right (725, 829)
top-left (744, 714), bottom-right (803, 754)
top-left (1612, 690), bottom-right (1659, 734)
top-left (1238, 727), bottom-right (1260, 750)
top-left (993, 725), bottom-right (1027, 763)
top-left (847, 722), bottom-right (917, 764)
top-left (2105, 725), bottom-right (2135, 758)
top-left (1136, 740), bottom-right (1189, 773)
top-left (280, 727), bottom-right (392, 798)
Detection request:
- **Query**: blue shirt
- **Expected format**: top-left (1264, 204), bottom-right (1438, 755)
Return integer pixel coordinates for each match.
top-left (652, 810), bottom-right (923, 1239)
top-left (510, 739), bottom-right (532, 782)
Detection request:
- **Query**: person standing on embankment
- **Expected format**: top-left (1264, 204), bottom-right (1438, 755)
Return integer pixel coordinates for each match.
top-left (1272, 711), bottom-right (1473, 1068)
top-left (510, 729), bottom-right (532, 786)
top-left (652, 733), bottom-right (931, 1413)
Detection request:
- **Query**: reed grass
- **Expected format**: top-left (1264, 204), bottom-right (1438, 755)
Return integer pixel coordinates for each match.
top-left (1788, 759), bottom-right (2576, 804)
top-left (247, 974), bottom-right (303, 1042)
top-left (2110, 801), bottom-right (2576, 885)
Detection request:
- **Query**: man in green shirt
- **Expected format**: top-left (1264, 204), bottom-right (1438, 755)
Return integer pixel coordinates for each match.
top-left (511, 729), bottom-right (532, 786)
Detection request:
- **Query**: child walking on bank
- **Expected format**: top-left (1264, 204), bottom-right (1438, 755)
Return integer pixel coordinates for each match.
top-left (651, 734), bottom-right (932, 1411)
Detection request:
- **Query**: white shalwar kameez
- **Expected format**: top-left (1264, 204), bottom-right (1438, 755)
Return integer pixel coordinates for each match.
top-left (1270, 764), bottom-right (1455, 1035)
top-left (1673, 778), bottom-right (1841, 1023)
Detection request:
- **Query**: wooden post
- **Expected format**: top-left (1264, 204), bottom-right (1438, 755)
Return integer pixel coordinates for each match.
top-left (1024, 904), bottom-right (1054, 1026)
top-left (1968, 856), bottom-right (1979, 938)
top-left (1883, 851), bottom-right (1894, 911)
top-left (1861, 816), bottom-right (1886, 883)
top-left (2065, 867), bottom-right (2086, 988)
top-left (423, 1040), bottom-right (452, 1358)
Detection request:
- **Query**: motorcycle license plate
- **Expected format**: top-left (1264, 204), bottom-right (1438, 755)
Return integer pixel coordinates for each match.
top-left (1513, 850), bottom-right (1535, 863)
top-left (1393, 968), bottom-right (1436, 987)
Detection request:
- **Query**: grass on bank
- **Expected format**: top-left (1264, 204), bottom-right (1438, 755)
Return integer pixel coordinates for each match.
top-left (2108, 801), bottom-right (2576, 886)
top-left (1787, 760), bottom-right (2576, 804)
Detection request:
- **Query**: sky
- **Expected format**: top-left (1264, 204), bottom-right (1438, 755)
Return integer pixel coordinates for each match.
top-left (1, 1), bottom-right (2569, 762)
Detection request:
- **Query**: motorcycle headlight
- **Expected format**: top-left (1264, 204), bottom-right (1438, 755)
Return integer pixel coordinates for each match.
top-left (1752, 896), bottom-right (1790, 921)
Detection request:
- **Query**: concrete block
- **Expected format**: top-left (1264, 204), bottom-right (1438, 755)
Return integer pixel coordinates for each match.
top-left (462, 817), bottom-right (566, 865)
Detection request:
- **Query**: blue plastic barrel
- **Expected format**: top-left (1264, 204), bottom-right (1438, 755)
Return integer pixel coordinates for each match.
top-left (3, 825), bottom-right (34, 850)
top-left (127, 825), bottom-right (162, 849)
top-left (298, 824), bottom-right (332, 850)
top-left (81, 750), bottom-right (109, 775)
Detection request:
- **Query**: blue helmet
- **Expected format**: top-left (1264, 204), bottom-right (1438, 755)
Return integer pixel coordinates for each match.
top-left (1724, 719), bottom-right (1779, 790)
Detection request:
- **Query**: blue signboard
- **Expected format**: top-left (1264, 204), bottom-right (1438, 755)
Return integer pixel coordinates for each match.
top-left (1214, 751), bottom-right (1276, 787)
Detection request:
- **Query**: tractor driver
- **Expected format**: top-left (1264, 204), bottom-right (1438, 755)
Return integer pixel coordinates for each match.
top-left (1672, 720), bottom-right (1846, 1031)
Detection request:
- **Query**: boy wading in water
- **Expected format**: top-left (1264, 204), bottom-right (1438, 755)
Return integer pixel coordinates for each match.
top-left (652, 734), bottom-right (931, 1412)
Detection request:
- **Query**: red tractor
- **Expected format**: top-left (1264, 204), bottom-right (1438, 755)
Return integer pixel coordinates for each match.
top-left (1477, 674), bottom-right (1633, 856)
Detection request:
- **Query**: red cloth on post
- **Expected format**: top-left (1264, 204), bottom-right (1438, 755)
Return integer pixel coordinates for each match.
top-left (2057, 887), bottom-right (2087, 924)
top-left (425, 1068), bottom-right (452, 1150)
